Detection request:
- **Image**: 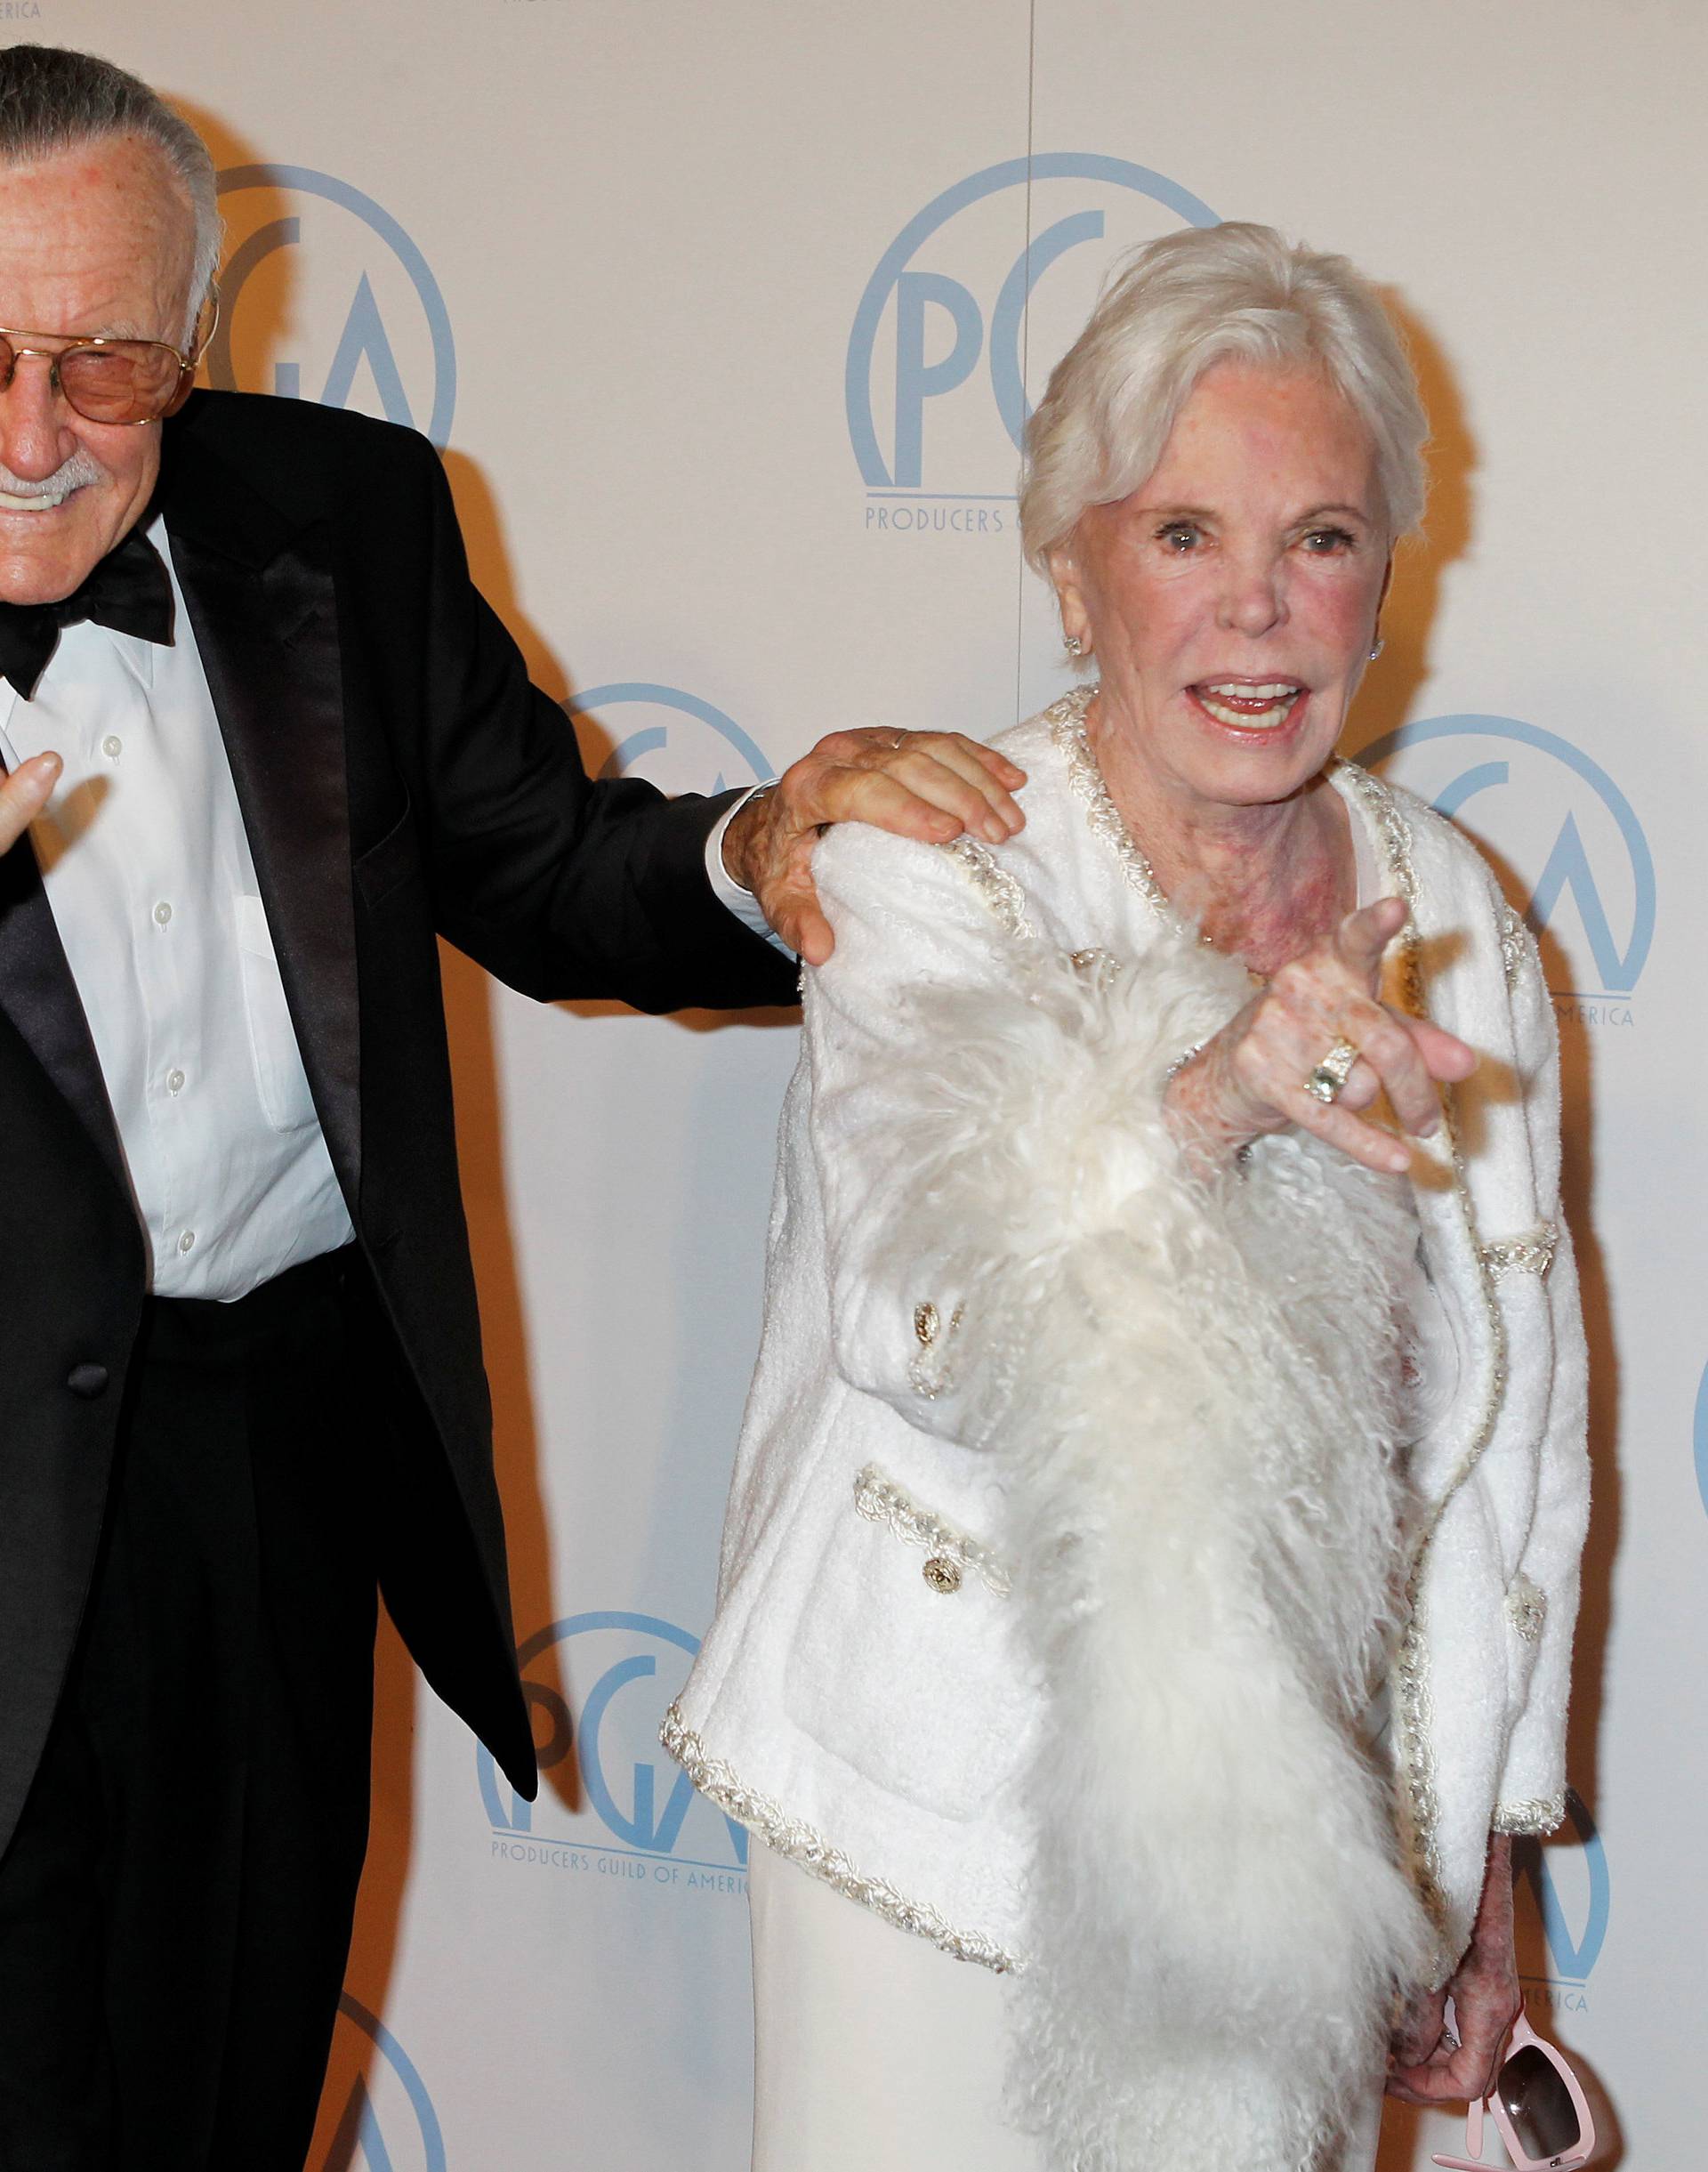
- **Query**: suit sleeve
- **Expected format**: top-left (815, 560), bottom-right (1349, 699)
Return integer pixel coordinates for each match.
top-left (402, 438), bottom-right (796, 1013)
top-left (804, 822), bottom-right (1257, 1441)
top-left (1492, 922), bottom-right (1591, 1833)
top-left (805, 825), bottom-right (1027, 1435)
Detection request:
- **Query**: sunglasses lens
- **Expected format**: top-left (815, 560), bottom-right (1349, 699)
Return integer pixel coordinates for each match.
top-left (60, 343), bottom-right (180, 424)
top-left (1499, 2042), bottom-right (1583, 2160)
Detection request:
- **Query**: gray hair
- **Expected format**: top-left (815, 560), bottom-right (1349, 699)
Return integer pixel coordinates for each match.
top-left (1019, 222), bottom-right (1429, 574)
top-left (0, 44), bottom-right (222, 344)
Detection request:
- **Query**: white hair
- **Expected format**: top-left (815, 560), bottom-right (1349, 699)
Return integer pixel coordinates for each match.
top-left (0, 44), bottom-right (222, 345)
top-left (1019, 222), bottom-right (1429, 575)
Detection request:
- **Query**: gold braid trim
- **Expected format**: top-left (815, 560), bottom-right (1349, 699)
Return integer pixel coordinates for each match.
top-left (658, 1704), bottom-right (1019, 1973)
top-left (853, 1464), bottom-right (1013, 1596)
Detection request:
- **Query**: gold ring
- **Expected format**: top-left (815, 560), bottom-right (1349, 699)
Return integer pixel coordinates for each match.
top-left (1304, 1038), bottom-right (1360, 1105)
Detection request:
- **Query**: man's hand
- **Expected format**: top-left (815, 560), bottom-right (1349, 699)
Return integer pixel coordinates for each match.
top-left (1388, 1835), bottom-right (1523, 2105)
top-left (722, 729), bottom-right (1027, 965)
top-left (0, 753), bottom-right (60, 855)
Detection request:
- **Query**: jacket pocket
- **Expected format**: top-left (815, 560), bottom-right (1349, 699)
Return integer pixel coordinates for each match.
top-left (234, 893), bottom-right (318, 1133)
top-left (781, 1463), bottom-right (1033, 1822)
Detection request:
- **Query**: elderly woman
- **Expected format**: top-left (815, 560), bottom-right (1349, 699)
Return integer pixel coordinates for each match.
top-left (665, 223), bottom-right (1588, 2172)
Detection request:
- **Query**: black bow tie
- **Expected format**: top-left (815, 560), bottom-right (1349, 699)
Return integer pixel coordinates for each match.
top-left (0, 525), bottom-right (174, 701)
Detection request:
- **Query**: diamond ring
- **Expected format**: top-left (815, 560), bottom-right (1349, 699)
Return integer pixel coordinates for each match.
top-left (1304, 1038), bottom-right (1361, 1105)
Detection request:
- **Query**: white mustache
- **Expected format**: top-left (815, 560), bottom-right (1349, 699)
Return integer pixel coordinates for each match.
top-left (0, 448), bottom-right (107, 498)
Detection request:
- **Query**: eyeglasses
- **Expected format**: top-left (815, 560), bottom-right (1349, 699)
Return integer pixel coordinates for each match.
top-left (0, 296), bottom-right (219, 425)
top-left (1431, 2011), bottom-right (1596, 2171)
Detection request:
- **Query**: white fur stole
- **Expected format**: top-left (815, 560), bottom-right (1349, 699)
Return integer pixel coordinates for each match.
top-left (880, 932), bottom-right (1434, 2171)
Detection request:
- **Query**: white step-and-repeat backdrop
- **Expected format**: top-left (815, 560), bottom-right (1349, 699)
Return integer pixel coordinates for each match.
top-left (43, 0), bottom-right (1708, 2163)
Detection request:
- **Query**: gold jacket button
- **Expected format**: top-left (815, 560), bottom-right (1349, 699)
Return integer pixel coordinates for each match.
top-left (922, 1555), bottom-right (963, 1595)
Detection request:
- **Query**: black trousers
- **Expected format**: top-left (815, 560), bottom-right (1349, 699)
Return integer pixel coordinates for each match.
top-left (0, 1248), bottom-right (383, 2172)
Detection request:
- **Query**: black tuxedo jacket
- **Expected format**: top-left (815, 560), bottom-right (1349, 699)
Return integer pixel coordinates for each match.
top-left (0, 390), bottom-right (796, 1858)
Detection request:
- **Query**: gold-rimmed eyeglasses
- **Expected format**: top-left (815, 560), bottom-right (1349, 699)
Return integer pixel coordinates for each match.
top-left (0, 295), bottom-right (220, 425)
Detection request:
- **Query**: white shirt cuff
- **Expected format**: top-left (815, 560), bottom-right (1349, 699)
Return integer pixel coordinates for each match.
top-left (705, 786), bottom-right (790, 953)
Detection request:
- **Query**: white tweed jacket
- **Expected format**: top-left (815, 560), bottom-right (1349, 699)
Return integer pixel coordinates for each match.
top-left (665, 693), bottom-right (1589, 1985)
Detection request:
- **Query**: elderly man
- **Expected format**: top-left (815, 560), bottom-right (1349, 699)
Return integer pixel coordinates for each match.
top-left (0, 44), bottom-right (1025, 2172)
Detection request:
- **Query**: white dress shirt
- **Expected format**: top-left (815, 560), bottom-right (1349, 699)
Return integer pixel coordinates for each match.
top-left (705, 787), bottom-right (787, 949)
top-left (0, 518), bottom-right (354, 1301)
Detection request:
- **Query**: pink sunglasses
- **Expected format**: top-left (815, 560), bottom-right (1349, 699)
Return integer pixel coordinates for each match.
top-left (1430, 2010), bottom-right (1597, 2171)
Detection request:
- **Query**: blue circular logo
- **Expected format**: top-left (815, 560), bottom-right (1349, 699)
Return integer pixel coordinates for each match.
top-left (210, 166), bottom-right (456, 448)
top-left (847, 153), bottom-right (1217, 497)
top-left (309, 1995), bottom-right (446, 2172)
top-left (1361, 715), bottom-right (1656, 997)
top-left (1513, 1788), bottom-right (1609, 1998)
top-left (568, 682), bottom-right (775, 795)
top-left (478, 1611), bottom-right (747, 1875)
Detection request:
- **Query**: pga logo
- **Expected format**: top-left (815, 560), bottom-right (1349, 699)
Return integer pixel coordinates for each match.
top-left (307, 1995), bottom-right (445, 2172)
top-left (1692, 1359), bottom-right (1708, 1518)
top-left (1512, 1789), bottom-right (1609, 2009)
top-left (210, 166), bottom-right (456, 448)
top-left (479, 1612), bottom-right (748, 1873)
top-left (847, 154), bottom-right (1216, 503)
top-left (1361, 716), bottom-right (1656, 1004)
top-left (568, 682), bottom-right (775, 796)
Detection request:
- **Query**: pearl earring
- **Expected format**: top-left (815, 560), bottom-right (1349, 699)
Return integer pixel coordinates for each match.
top-left (1368, 637), bottom-right (1385, 660)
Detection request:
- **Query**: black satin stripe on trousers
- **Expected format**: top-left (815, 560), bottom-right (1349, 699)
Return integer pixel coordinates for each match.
top-left (0, 1247), bottom-right (383, 2172)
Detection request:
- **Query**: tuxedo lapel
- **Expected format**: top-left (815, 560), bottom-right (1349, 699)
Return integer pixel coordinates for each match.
top-left (0, 811), bottom-right (130, 1193)
top-left (165, 433), bottom-right (362, 1199)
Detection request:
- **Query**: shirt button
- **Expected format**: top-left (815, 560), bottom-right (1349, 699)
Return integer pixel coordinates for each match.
top-left (166, 1069), bottom-right (186, 1095)
top-left (66, 1362), bottom-right (109, 1399)
top-left (178, 1230), bottom-right (196, 1255)
top-left (101, 735), bottom-right (123, 760)
top-left (153, 901), bottom-right (173, 927)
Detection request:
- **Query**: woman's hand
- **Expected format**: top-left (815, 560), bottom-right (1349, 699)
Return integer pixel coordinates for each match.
top-left (1165, 895), bottom-right (1477, 1175)
top-left (0, 752), bottom-right (58, 855)
top-left (721, 730), bottom-right (1027, 965)
top-left (1388, 1834), bottom-right (1524, 2105)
